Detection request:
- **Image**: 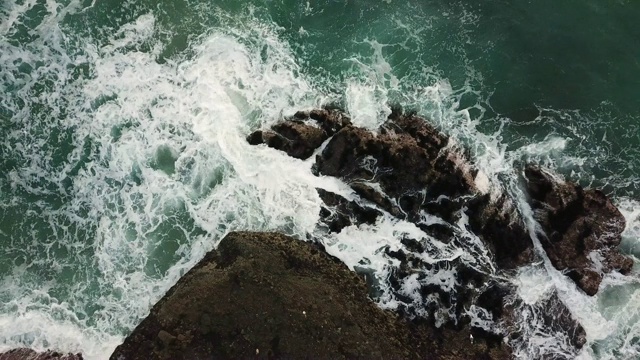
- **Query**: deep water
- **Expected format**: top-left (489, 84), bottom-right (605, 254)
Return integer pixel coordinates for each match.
top-left (1, 0), bottom-right (639, 359)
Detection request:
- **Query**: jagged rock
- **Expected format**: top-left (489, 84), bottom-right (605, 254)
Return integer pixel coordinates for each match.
top-left (246, 108), bottom-right (630, 355)
top-left (466, 194), bottom-right (534, 269)
top-left (313, 111), bottom-right (533, 271)
top-left (314, 115), bottom-right (475, 212)
top-left (109, 232), bottom-right (509, 359)
top-left (538, 293), bottom-right (587, 350)
top-left (524, 165), bottom-right (634, 295)
top-left (316, 189), bottom-right (382, 233)
top-left (0, 349), bottom-right (83, 360)
top-left (477, 282), bottom-right (587, 352)
top-left (247, 109), bottom-right (351, 160)
top-left (303, 108), bottom-right (352, 135)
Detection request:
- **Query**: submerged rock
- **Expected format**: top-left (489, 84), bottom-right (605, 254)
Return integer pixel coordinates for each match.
top-left (0, 349), bottom-right (83, 360)
top-left (524, 165), bottom-right (634, 295)
top-left (110, 232), bottom-right (508, 359)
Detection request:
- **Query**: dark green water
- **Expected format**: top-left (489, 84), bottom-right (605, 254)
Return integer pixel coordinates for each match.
top-left (1, 0), bottom-right (639, 359)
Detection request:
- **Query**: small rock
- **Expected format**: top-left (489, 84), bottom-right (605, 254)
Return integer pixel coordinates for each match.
top-left (157, 330), bottom-right (176, 347)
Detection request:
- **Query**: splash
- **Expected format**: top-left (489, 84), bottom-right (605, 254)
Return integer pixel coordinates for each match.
top-left (1, 1), bottom-right (638, 359)
top-left (1, 7), bottom-right (326, 358)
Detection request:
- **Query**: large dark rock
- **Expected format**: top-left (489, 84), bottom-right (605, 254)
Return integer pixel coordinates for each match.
top-left (246, 108), bottom-right (631, 355)
top-left (247, 109), bottom-right (351, 160)
top-left (314, 110), bottom-right (533, 270)
top-left (315, 114), bottom-right (476, 214)
top-left (466, 194), bottom-right (534, 270)
top-left (110, 232), bottom-right (508, 359)
top-left (316, 188), bottom-right (382, 233)
top-left (0, 349), bottom-right (82, 360)
top-left (524, 165), bottom-right (634, 295)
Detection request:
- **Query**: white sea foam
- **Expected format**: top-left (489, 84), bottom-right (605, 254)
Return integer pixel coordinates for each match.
top-left (345, 40), bottom-right (397, 130)
top-left (1, 2), bottom-right (639, 360)
top-left (618, 197), bottom-right (640, 260)
top-left (516, 265), bottom-right (554, 305)
top-left (0, 8), bottom-right (326, 358)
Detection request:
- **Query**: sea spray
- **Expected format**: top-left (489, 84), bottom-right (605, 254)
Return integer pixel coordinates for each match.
top-left (1, 1), bottom-right (639, 359)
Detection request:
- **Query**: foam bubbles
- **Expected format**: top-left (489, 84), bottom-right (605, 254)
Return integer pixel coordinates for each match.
top-left (517, 265), bottom-right (554, 305)
top-left (345, 40), bottom-right (397, 129)
top-left (1, 7), bottom-right (326, 358)
top-left (618, 197), bottom-right (640, 259)
top-left (2, 1), bottom-right (639, 360)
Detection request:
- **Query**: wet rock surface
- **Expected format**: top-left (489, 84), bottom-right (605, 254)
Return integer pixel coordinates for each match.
top-left (307, 111), bottom-right (541, 341)
top-left (246, 107), bottom-right (632, 356)
top-left (247, 109), bottom-right (351, 160)
top-left (316, 188), bottom-right (382, 233)
top-left (315, 111), bottom-right (476, 205)
top-left (524, 165), bottom-right (634, 295)
top-left (0, 349), bottom-right (83, 360)
top-left (110, 232), bottom-right (509, 359)
top-left (254, 108), bottom-right (631, 293)
top-left (313, 110), bottom-right (535, 270)
top-left (466, 193), bottom-right (535, 270)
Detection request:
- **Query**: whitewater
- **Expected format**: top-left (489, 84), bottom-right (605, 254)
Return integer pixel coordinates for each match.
top-left (1, 1), bottom-right (639, 359)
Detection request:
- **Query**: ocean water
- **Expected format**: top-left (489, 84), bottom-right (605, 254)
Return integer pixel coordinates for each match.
top-left (1, 0), bottom-right (639, 359)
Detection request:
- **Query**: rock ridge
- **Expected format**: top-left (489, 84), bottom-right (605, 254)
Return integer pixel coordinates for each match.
top-left (245, 107), bottom-right (633, 355)
top-left (248, 107), bottom-right (632, 296)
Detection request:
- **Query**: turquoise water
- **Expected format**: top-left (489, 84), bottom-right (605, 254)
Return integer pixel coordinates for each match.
top-left (1, 1), bottom-right (639, 359)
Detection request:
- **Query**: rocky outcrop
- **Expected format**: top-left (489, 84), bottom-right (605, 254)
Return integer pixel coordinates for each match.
top-left (5, 109), bottom-right (631, 360)
top-left (246, 107), bottom-right (633, 356)
top-left (316, 188), bottom-right (382, 233)
top-left (524, 166), bottom-right (634, 295)
top-left (249, 108), bottom-right (632, 295)
top-left (247, 109), bottom-right (351, 160)
top-left (489, 288), bottom-right (588, 352)
top-left (311, 110), bottom-right (534, 270)
top-left (466, 193), bottom-right (534, 270)
top-left (0, 349), bottom-right (82, 360)
top-left (110, 232), bottom-right (509, 359)
top-left (251, 109), bottom-right (534, 269)
top-left (314, 112), bottom-right (476, 219)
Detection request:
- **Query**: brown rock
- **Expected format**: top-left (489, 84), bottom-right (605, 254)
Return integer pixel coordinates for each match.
top-left (247, 108), bottom-right (351, 160)
top-left (110, 232), bottom-right (509, 360)
top-left (0, 349), bottom-right (82, 360)
top-left (524, 165), bottom-right (634, 295)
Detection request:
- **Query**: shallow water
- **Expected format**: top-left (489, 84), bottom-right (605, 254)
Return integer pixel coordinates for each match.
top-left (1, 1), bottom-right (639, 359)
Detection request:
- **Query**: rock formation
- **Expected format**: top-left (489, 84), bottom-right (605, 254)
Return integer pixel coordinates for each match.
top-left (248, 108), bottom-right (632, 296)
top-left (246, 109), bottom-right (351, 160)
top-left (524, 166), bottom-right (634, 295)
top-left (0, 349), bottom-right (82, 360)
top-left (246, 107), bottom-right (633, 355)
top-left (110, 232), bottom-right (509, 359)
top-left (3, 108), bottom-right (633, 360)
